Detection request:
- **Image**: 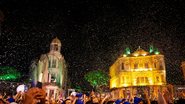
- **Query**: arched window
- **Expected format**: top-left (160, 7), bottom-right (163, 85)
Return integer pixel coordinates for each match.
top-left (54, 44), bottom-right (58, 51)
top-left (141, 77), bottom-right (144, 83)
top-left (137, 77), bottom-right (140, 84)
top-left (145, 63), bottom-right (149, 68)
top-left (49, 60), bottom-right (51, 68)
top-left (125, 62), bottom-right (130, 70)
top-left (121, 63), bottom-right (124, 70)
top-left (51, 74), bottom-right (56, 82)
top-left (161, 75), bottom-right (164, 82)
top-left (159, 61), bottom-right (163, 70)
top-left (52, 59), bottom-right (57, 68)
top-left (156, 76), bottom-right (160, 82)
top-left (154, 61), bottom-right (157, 68)
top-left (145, 77), bottom-right (149, 83)
top-left (134, 63), bottom-right (138, 69)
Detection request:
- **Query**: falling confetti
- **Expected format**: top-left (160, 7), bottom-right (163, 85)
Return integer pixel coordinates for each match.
top-left (0, 0), bottom-right (185, 90)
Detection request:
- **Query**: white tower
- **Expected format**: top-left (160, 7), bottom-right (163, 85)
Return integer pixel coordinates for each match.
top-left (32, 37), bottom-right (67, 100)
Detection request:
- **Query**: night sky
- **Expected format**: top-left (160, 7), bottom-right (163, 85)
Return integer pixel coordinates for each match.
top-left (0, 0), bottom-right (185, 89)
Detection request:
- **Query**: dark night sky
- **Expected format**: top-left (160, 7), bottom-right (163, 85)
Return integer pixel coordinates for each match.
top-left (0, 0), bottom-right (185, 89)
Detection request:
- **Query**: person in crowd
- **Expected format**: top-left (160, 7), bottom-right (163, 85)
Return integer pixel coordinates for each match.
top-left (21, 87), bottom-right (46, 104)
top-left (6, 94), bottom-right (15, 103)
top-left (151, 100), bottom-right (158, 104)
top-left (75, 93), bottom-right (84, 104)
top-left (0, 94), bottom-right (5, 104)
top-left (114, 99), bottom-right (123, 104)
top-left (62, 98), bottom-right (72, 104)
top-left (134, 97), bottom-right (143, 104)
top-left (0, 99), bottom-right (6, 104)
top-left (100, 94), bottom-right (112, 104)
top-left (157, 89), bottom-right (167, 104)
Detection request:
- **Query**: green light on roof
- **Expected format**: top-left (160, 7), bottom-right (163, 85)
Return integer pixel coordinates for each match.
top-left (126, 47), bottom-right (130, 54)
top-left (154, 48), bottom-right (160, 54)
top-left (123, 54), bottom-right (127, 57)
top-left (149, 45), bottom-right (154, 53)
top-left (155, 51), bottom-right (160, 54)
top-left (124, 47), bottom-right (131, 55)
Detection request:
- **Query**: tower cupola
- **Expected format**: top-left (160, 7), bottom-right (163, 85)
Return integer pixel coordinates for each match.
top-left (50, 37), bottom-right (61, 52)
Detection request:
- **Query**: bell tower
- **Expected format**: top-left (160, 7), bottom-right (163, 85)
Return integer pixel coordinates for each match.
top-left (50, 37), bottom-right (61, 53)
top-left (32, 37), bottom-right (67, 100)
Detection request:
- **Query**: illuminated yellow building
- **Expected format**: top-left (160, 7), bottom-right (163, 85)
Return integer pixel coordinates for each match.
top-left (181, 61), bottom-right (185, 80)
top-left (109, 46), bottom-right (166, 98)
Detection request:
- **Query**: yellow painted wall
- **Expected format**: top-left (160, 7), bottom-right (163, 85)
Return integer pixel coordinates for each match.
top-left (110, 53), bottom-right (166, 89)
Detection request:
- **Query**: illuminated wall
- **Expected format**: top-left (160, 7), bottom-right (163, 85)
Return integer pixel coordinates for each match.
top-left (181, 62), bottom-right (185, 80)
top-left (110, 47), bottom-right (166, 89)
top-left (32, 37), bottom-right (67, 88)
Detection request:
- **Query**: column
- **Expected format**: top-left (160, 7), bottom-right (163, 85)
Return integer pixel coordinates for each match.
top-left (47, 89), bottom-right (50, 99)
top-left (54, 88), bottom-right (56, 99)
top-left (39, 73), bottom-right (43, 82)
top-left (48, 74), bottom-right (51, 83)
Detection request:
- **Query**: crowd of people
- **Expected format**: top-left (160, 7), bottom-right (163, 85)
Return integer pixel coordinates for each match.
top-left (57, 88), bottom-right (185, 104)
top-left (0, 84), bottom-right (185, 104)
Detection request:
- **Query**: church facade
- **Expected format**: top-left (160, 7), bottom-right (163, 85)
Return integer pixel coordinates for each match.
top-left (109, 46), bottom-right (166, 99)
top-left (181, 61), bottom-right (185, 80)
top-left (31, 37), bottom-right (67, 99)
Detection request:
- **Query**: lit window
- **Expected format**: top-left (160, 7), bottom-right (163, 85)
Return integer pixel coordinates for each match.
top-left (159, 61), bottom-right (163, 70)
top-left (52, 59), bottom-right (57, 68)
top-left (121, 63), bottom-right (124, 70)
top-left (141, 77), bottom-right (144, 83)
top-left (137, 77), bottom-right (140, 84)
top-left (51, 74), bottom-right (56, 82)
top-left (126, 76), bottom-right (129, 83)
top-left (156, 76), bottom-right (159, 82)
top-left (54, 44), bottom-right (58, 51)
top-left (154, 62), bottom-right (157, 68)
top-left (134, 63), bottom-right (138, 69)
top-left (125, 62), bottom-right (129, 70)
top-left (145, 63), bottom-right (149, 68)
top-left (161, 75), bottom-right (164, 82)
top-left (145, 77), bottom-right (149, 83)
top-left (49, 60), bottom-right (51, 68)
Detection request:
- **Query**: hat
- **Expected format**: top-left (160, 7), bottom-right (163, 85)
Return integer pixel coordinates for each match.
top-left (71, 92), bottom-right (77, 96)
top-left (76, 93), bottom-right (83, 98)
top-left (85, 92), bottom-right (90, 97)
top-left (124, 101), bottom-right (130, 104)
top-left (115, 99), bottom-right (122, 104)
top-left (76, 99), bottom-right (84, 104)
top-left (134, 97), bottom-right (142, 104)
top-left (7, 98), bottom-right (15, 103)
top-left (122, 98), bottom-right (126, 102)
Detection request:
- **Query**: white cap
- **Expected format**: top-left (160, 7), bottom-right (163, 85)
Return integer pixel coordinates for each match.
top-left (70, 92), bottom-right (77, 96)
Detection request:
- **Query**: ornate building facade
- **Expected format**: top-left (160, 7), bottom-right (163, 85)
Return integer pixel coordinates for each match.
top-left (31, 37), bottom-right (67, 99)
top-left (109, 46), bottom-right (166, 99)
top-left (181, 61), bottom-right (185, 80)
